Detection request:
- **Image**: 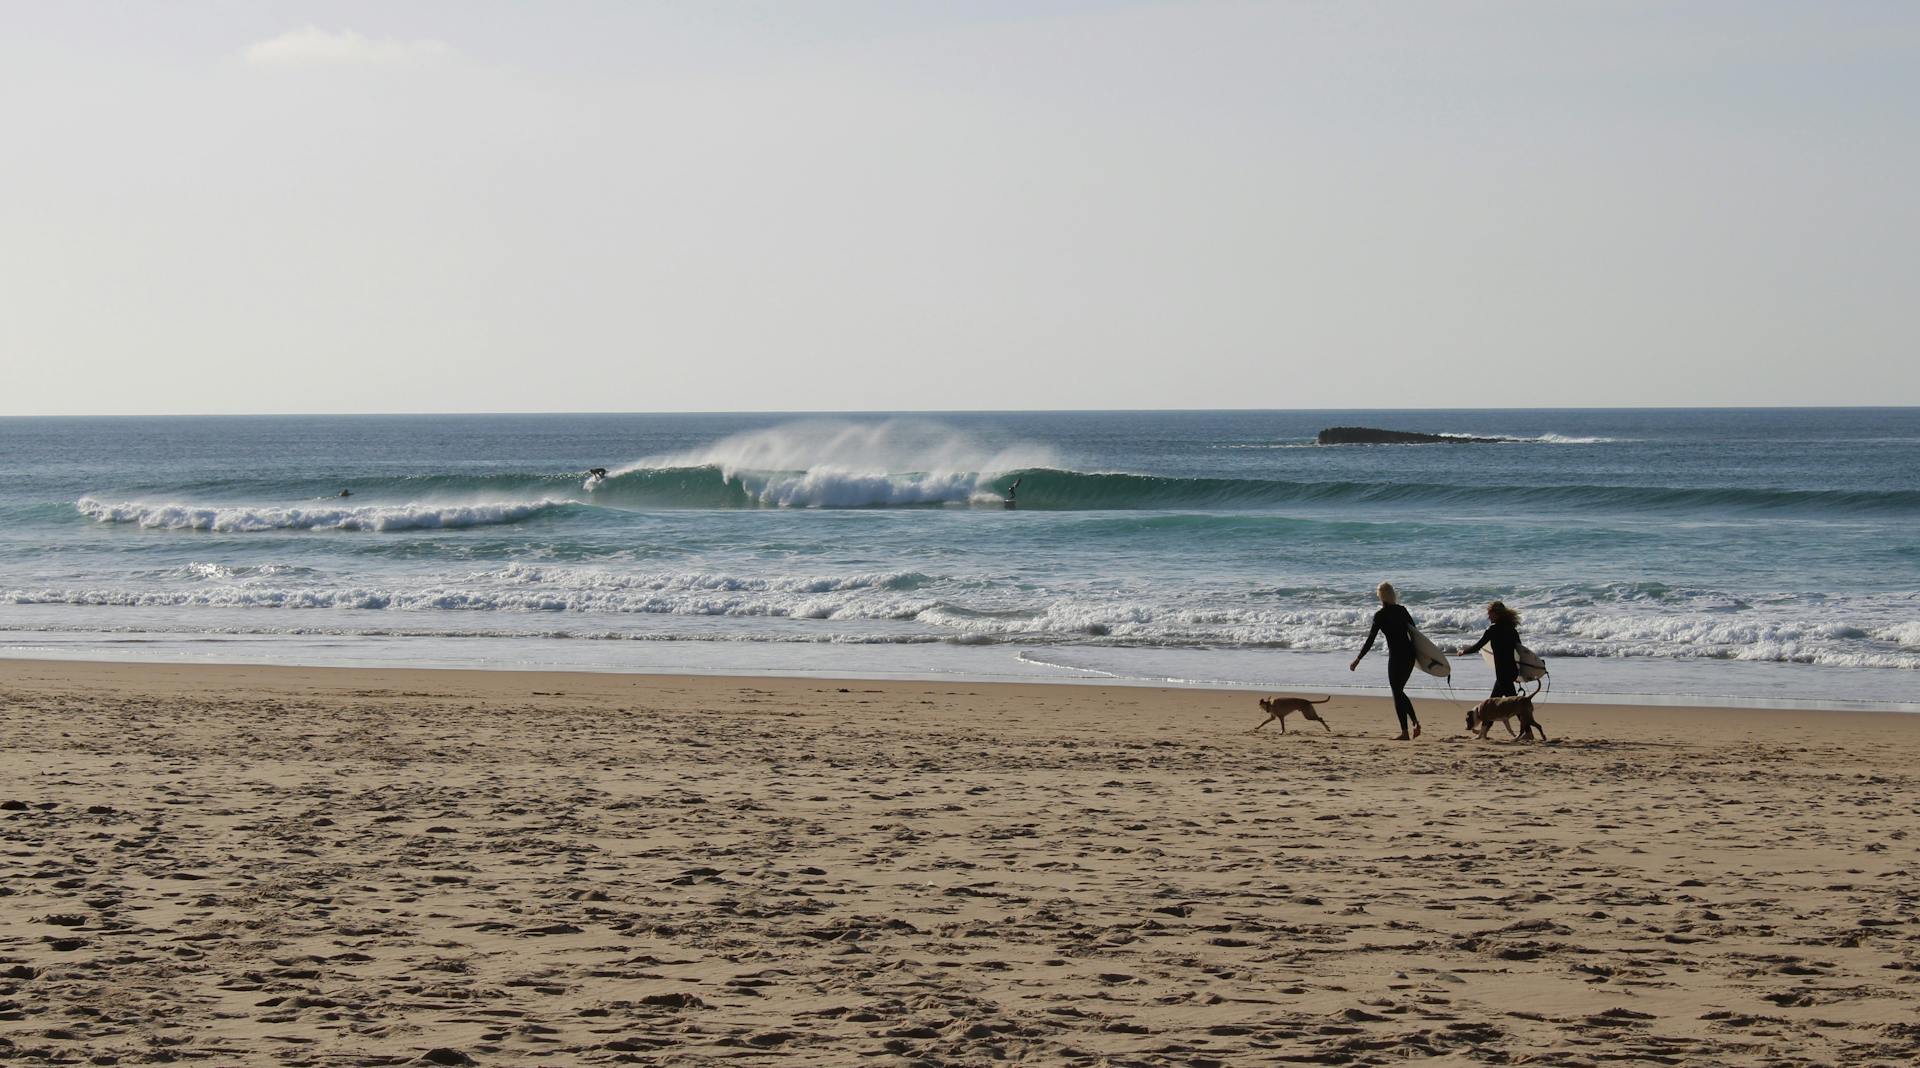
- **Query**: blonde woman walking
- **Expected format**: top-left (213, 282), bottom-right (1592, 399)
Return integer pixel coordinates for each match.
top-left (1350, 582), bottom-right (1422, 741)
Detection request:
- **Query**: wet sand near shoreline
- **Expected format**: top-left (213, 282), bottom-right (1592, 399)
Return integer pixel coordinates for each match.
top-left (2, 659), bottom-right (1917, 1066)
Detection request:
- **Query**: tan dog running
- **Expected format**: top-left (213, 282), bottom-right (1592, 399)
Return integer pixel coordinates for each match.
top-left (1465, 681), bottom-right (1547, 741)
top-left (1252, 695), bottom-right (1332, 734)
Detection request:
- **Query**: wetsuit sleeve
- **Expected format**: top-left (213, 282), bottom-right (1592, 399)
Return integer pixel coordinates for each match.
top-left (1464, 625), bottom-right (1494, 654)
top-left (1357, 614), bottom-right (1382, 660)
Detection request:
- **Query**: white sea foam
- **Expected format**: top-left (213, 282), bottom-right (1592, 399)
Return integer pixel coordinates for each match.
top-left (1434, 432), bottom-right (1621, 444)
top-left (1529, 433), bottom-right (1620, 444)
top-left (77, 497), bottom-right (568, 532)
top-left (11, 555), bottom-right (1917, 671)
top-left (1875, 622), bottom-right (1920, 649)
top-left (487, 562), bottom-right (926, 594)
top-left (1219, 433), bottom-right (1619, 449)
top-left (162, 562), bottom-right (316, 580)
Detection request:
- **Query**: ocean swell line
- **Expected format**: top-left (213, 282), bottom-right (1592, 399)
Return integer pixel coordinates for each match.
top-left (73, 469), bottom-right (1920, 516)
top-left (584, 466), bottom-right (1920, 513)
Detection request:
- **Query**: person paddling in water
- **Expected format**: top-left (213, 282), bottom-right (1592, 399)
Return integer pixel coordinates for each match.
top-left (1462, 600), bottom-right (1524, 699)
top-left (1350, 582), bottom-right (1422, 741)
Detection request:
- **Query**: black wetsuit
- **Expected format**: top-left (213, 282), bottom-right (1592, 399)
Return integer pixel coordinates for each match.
top-left (1357, 604), bottom-right (1420, 733)
top-left (1465, 621), bottom-right (1520, 698)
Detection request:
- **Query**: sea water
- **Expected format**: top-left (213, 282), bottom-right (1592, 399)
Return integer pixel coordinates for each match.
top-left (2, 410), bottom-right (1916, 710)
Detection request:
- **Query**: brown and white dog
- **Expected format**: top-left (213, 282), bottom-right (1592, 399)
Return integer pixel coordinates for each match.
top-left (1465, 681), bottom-right (1547, 741)
top-left (1252, 695), bottom-right (1332, 734)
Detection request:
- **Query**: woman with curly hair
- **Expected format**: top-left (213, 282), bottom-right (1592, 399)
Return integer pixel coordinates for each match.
top-left (1462, 600), bottom-right (1524, 699)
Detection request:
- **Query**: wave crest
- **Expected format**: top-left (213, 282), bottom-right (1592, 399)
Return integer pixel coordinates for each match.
top-left (599, 418), bottom-right (1054, 508)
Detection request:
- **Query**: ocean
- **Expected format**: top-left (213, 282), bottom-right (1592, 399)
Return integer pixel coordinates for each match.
top-left (2, 409), bottom-right (1916, 710)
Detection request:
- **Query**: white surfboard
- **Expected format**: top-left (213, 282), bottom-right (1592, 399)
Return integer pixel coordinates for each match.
top-left (1481, 644), bottom-right (1548, 681)
top-left (1410, 627), bottom-right (1451, 678)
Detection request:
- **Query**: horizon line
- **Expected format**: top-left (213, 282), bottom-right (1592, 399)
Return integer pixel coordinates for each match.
top-left (4, 403), bottom-right (1919, 420)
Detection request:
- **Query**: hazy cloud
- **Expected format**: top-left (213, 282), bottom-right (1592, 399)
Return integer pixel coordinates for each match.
top-left (243, 26), bottom-right (454, 68)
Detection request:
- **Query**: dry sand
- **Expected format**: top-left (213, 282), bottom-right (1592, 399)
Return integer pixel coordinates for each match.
top-left (2, 658), bottom-right (1918, 1066)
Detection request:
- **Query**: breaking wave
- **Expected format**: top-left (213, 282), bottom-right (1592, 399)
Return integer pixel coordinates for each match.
top-left (77, 497), bottom-right (571, 532)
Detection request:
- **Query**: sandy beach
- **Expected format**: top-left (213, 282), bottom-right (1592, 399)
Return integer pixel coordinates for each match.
top-left (2, 658), bottom-right (1917, 1066)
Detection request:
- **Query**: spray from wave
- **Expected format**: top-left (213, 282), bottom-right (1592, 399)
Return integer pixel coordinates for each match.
top-left (604, 419), bottom-right (1060, 508)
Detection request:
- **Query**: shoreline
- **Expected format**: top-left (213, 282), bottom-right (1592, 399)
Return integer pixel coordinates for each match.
top-left (3, 647), bottom-right (1917, 714)
top-left (3, 655), bottom-right (1916, 728)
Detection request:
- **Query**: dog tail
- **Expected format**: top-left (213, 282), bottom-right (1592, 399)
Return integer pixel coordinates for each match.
top-left (1308, 696), bottom-right (1332, 705)
top-left (1526, 679), bottom-right (1543, 699)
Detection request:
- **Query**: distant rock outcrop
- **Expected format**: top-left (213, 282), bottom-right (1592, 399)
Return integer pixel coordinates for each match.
top-left (1316, 426), bottom-right (1511, 445)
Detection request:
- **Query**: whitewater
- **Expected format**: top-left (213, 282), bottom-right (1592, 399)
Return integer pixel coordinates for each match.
top-left (3, 409), bottom-right (1917, 709)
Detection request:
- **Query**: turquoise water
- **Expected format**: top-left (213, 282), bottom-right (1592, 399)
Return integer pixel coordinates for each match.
top-left (2, 410), bottom-right (1916, 709)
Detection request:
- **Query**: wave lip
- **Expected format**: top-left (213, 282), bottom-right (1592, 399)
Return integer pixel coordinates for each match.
top-left (76, 497), bottom-right (570, 533)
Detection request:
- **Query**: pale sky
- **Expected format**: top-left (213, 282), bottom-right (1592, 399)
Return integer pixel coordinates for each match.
top-left (2, 1), bottom-right (1916, 415)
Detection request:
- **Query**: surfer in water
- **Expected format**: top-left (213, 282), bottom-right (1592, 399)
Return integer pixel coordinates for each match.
top-left (1461, 601), bottom-right (1523, 699)
top-left (1350, 582), bottom-right (1422, 741)
top-left (1003, 477), bottom-right (1021, 510)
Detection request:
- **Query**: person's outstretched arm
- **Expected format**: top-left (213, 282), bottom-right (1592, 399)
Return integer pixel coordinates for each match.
top-left (1351, 616), bottom-right (1382, 671)
top-left (1462, 626), bottom-right (1494, 655)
